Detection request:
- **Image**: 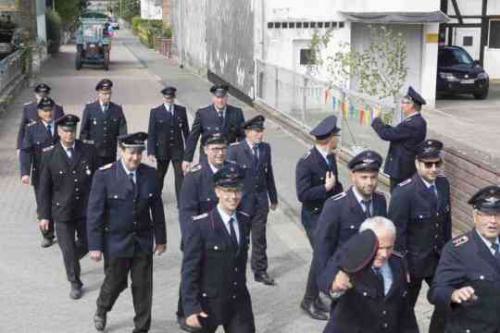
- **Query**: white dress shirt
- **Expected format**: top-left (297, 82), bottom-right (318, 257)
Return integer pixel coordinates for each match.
top-left (62, 143), bottom-right (76, 159)
top-left (352, 186), bottom-right (373, 216)
top-left (374, 262), bottom-right (393, 296)
top-left (217, 205), bottom-right (240, 244)
top-left (476, 230), bottom-right (500, 256)
top-left (121, 159), bottom-right (137, 183)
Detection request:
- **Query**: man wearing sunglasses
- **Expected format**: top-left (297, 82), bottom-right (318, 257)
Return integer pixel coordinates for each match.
top-left (388, 139), bottom-right (451, 333)
top-left (372, 86), bottom-right (427, 192)
top-left (429, 185), bottom-right (500, 333)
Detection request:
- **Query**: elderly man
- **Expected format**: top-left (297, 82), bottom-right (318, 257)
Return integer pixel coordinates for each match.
top-left (182, 164), bottom-right (255, 333)
top-left (372, 86), bottom-right (427, 191)
top-left (87, 132), bottom-right (166, 332)
top-left (428, 185), bottom-right (500, 333)
top-left (318, 217), bottom-right (418, 333)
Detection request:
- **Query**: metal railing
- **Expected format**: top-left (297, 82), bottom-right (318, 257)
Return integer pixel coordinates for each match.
top-left (255, 59), bottom-right (401, 157)
top-left (0, 49), bottom-right (23, 94)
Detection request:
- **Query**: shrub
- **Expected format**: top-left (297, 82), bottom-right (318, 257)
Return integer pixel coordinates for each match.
top-left (46, 10), bottom-right (62, 54)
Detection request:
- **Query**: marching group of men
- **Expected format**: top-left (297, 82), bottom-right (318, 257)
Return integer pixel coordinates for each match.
top-left (17, 78), bottom-right (500, 333)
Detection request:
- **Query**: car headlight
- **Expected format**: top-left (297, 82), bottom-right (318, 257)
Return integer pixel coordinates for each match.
top-left (478, 72), bottom-right (489, 80)
top-left (439, 72), bottom-right (459, 82)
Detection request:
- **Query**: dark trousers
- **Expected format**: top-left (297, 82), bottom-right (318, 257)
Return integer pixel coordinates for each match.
top-left (249, 200), bottom-right (270, 274)
top-left (156, 158), bottom-right (183, 203)
top-left (389, 178), bottom-right (405, 192)
top-left (55, 218), bottom-right (88, 287)
top-left (96, 155), bottom-right (116, 168)
top-left (301, 208), bottom-right (320, 303)
top-left (33, 184), bottom-right (54, 240)
top-left (200, 300), bottom-right (255, 333)
top-left (408, 275), bottom-right (447, 333)
top-left (96, 253), bottom-right (153, 333)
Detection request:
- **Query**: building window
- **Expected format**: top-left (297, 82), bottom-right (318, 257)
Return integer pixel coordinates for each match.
top-left (282, 22), bottom-right (288, 28)
top-left (339, 22), bottom-right (345, 28)
top-left (310, 22), bottom-right (316, 28)
top-left (463, 36), bottom-right (473, 46)
top-left (274, 22), bottom-right (281, 28)
top-left (296, 22), bottom-right (302, 28)
top-left (303, 22), bottom-right (309, 28)
top-left (300, 49), bottom-right (316, 65)
top-left (289, 22), bottom-right (295, 28)
top-left (489, 20), bottom-right (500, 48)
top-left (267, 22), bottom-right (274, 29)
top-left (324, 22), bottom-right (331, 28)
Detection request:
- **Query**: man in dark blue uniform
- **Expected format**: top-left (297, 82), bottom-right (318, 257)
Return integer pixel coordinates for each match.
top-left (182, 164), bottom-right (255, 333)
top-left (80, 78), bottom-right (128, 167)
top-left (428, 185), bottom-right (500, 333)
top-left (295, 115), bottom-right (343, 320)
top-left (372, 86), bottom-right (427, 191)
top-left (16, 83), bottom-right (64, 150)
top-left (19, 97), bottom-right (60, 247)
top-left (182, 84), bottom-right (245, 172)
top-left (38, 114), bottom-right (98, 299)
top-left (314, 150), bottom-right (387, 276)
top-left (177, 132), bottom-right (234, 332)
top-left (147, 86), bottom-right (190, 203)
top-left (87, 132), bottom-right (167, 332)
top-left (318, 217), bottom-right (418, 333)
top-left (389, 139), bottom-right (451, 333)
top-left (227, 115), bottom-right (278, 286)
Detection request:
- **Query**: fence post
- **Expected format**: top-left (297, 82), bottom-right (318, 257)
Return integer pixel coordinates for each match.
top-left (274, 66), bottom-right (279, 109)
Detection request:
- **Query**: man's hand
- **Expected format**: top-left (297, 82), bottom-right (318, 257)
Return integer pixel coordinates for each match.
top-left (331, 270), bottom-right (352, 293)
top-left (186, 312), bottom-right (208, 328)
top-left (324, 171), bottom-right (336, 191)
top-left (148, 155), bottom-right (156, 163)
top-left (270, 203), bottom-right (278, 211)
top-left (90, 250), bottom-right (103, 262)
top-left (155, 244), bottom-right (167, 256)
top-left (39, 219), bottom-right (50, 231)
top-left (451, 286), bottom-right (477, 304)
top-left (373, 107), bottom-right (382, 119)
top-left (21, 175), bottom-right (30, 185)
top-left (182, 161), bottom-right (191, 175)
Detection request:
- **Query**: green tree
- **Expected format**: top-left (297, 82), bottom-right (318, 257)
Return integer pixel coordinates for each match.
top-left (55, 0), bottom-right (86, 27)
top-left (114, 0), bottom-right (140, 22)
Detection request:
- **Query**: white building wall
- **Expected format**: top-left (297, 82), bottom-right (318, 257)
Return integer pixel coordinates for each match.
top-left (337, 0), bottom-right (439, 12)
top-left (141, 0), bottom-right (162, 20)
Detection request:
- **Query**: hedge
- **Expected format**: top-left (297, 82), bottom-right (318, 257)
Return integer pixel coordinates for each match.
top-left (131, 17), bottom-right (172, 49)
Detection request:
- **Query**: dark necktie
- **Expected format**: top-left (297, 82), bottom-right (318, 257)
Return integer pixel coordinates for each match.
top-left (429, 184), bottom-right (439, 209)
top-left (362, 200), bottom-right (372, 218)
top-left (491, 243), bottom-right (500, 259)
top-left (67, 147), bottom-right (74, 160)
top-left (217, 110), bottom-right (224, 124)
top-left (228, 217), bottom-right (238, 249)
top-left (252, 145), bottom-right (259, 168)
top-left (374, 268), bottom-right (385, 296)
top-left (128, 172), bottom-right (136, 194)
top-left (47, 124), bottom-right (52, 137)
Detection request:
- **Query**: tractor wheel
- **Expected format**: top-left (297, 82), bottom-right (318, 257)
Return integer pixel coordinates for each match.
top-left (75, 52), bottom-right (82, 70)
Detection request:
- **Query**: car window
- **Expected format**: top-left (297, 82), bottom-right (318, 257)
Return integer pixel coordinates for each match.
top-left (439, 48), bottom-right (474, 66)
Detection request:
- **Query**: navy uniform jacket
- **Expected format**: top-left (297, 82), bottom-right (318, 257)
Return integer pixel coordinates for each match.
top-left (372, 113), bottom-right (426, 180)
top-left (146, 104), bottom-right (190, 161)
top-left (16, 101), bottom-right (64, 149)
top-left (183, 104), bottom-right (245, 162)
top-left (182, 209), bottom-right (253, 327)
top-left (314, 188), bottom-right (387, 272)
top-left (86, 162), bottom-right (166, 258)
top-left (79, 101), bottom-right (127, 158)
top-left (178, 160), bottom-right (237, 237)
top-left (19, 121), bottom-right (59, 186)
top-left (389, 174), bottom-right (452, 278)
top-left (318, 251), bottom-right (418, 333)
top-left (227, 140), bottom-right (278, 213)
top-left (428, 230), bottom-right (500, 333)
top-left (296, 147), bottom-right (343, 215)
top-left (38, 140), bottom-right (98, 222)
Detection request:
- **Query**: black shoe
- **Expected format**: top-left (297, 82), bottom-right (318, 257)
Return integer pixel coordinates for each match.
top-left (314, 297), bottom-right (330, 313)
top-left (41, 237), bottom-right (55, 248)
top-left (254, 272), bottom-right (276, 286)
top-left (94, 310), bottom-right (107, 331)
top-left (300, 299), bottom-right (328, 321)
top-left (178, 316), bottom-right (199, 332)
top-left (69, 285), bottom-right (83, 300)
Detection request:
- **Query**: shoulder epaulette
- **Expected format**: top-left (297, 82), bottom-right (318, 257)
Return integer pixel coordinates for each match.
top-left (26, 121), bottom-right (37, 127)
top-left (189, 164), bottom-right (202, 172)
top-left (392, 250), bottom-right (404, 258)
top-left (239, 211), bottom-right (250, 217)
top-left (301, 150), bottom-right (312, 160)
top-left (230, 142), bottom-right (240, 146)
top-left (99, 163), bottom-right (113, 170)
top-left (398, 178), bottom-right (412, 187)
top-left (42, 145), bottom-right (55, 152)
top-left (192, 213), bottom-right (209, 221)
top-left (453, 235), bottom-right (469, 247)
top-left (82, 139), bottom-right (94, 145)
top-left (331, 192), bottom-right (347, 201)
top-left (24, 101), bottom-right (32, 106)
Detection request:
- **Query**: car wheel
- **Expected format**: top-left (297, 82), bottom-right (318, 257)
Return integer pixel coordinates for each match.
top-left (473, 90), bottom-right (488, 100)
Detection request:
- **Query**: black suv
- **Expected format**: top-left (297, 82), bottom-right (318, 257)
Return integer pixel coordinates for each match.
top-left (437, 46), bottom-right (489, 99)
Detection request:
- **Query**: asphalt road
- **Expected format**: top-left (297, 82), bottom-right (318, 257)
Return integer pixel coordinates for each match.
top-left (0, 30), bottom-right (432, 332)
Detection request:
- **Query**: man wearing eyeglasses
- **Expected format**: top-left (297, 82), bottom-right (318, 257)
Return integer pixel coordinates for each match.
top-left (429, 185), bottom-right (500, 333)
top-left (372, 86), bottom-right (427, 192)
top-left (388, 139), bottom-right (451, 333)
